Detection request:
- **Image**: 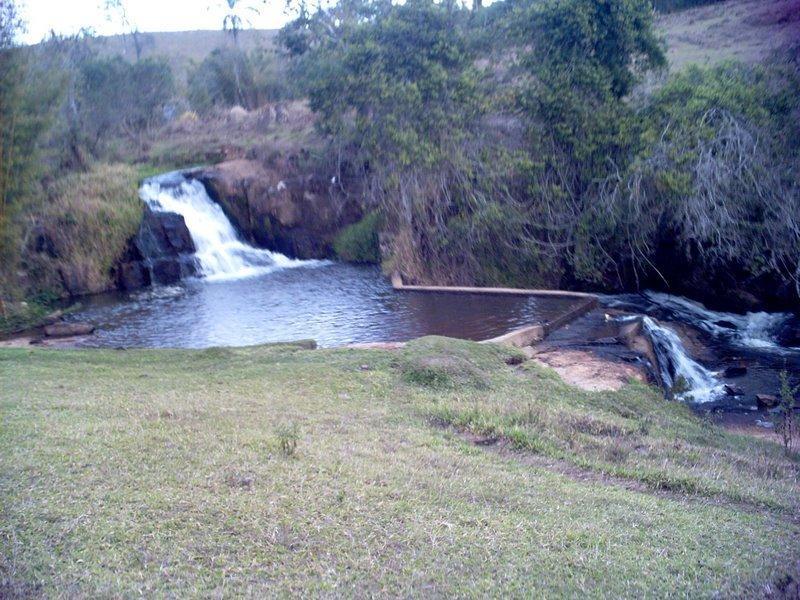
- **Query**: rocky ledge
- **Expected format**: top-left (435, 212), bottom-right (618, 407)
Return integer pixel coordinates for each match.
top-left (116, 206), bottom-right (198, 291)
top-left (186, 158), bottom-right (362, 259)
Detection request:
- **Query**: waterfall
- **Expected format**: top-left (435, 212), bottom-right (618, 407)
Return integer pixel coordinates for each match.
top-left (139, 172), bottom-right (320, 282)
top-left (608, 291), bottom-right (795, 353)
top-left (641, 316), bottom-right (725, 404)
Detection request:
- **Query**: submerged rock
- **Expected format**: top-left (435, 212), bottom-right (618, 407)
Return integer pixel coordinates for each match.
top-left (151, 259), bottom-right (182, 285)
top-left (117, 261), bottom-right (151, 291)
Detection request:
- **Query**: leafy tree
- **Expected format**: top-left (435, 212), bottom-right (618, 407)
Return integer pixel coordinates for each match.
top-left (78, 56), bottom-right (174, 151)
top-left (188, 47), bottom-right (259, 111)
top-left (598, 62), bottom-right (800, 295)
top-left (493, 0), bottom-right (667, 284)
top-left (1, 1), bottom-right (56, 297)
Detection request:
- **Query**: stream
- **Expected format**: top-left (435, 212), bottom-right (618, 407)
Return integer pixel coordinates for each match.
top-left (60, 171), bottom-right (799, 410)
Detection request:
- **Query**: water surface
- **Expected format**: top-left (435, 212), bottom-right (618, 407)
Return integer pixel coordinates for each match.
top-left (67, 264), bottom-right (578, 348)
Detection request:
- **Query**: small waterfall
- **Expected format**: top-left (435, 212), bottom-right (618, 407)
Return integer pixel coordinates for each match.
top-left (641, 317), bottom-right (725, 404)
top-left (608, 291), bottom-right (795, 353)
top-left (139, 172), bottom-right (319, 281)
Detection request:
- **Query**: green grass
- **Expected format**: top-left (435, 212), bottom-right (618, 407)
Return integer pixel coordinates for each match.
top-left (333, 212), bottom-right (382, 264)
top-left (0, 298), bottom-right (53, 336)
top-left (1, 337), bottom-right (798, 596)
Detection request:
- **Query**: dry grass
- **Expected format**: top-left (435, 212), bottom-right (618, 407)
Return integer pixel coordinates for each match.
top-left (656, 0), bottom-right (800, 70)
top-left (23, 163), bottom-right (142, 297)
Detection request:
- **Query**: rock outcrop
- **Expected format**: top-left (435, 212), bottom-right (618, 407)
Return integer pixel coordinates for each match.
top-left (187, 158), bottom-right (362, 259)
top-left (116, 206), bottom-right (198, 290)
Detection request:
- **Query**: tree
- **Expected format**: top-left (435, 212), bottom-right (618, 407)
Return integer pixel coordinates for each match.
top-left (104, 0), bottom-right (153, 61)
top-left (78, 56), bottom-right (174, 150)
top-left (506, 0), bottom-right (666, 284)
top-left (0, 0), bottom-right (23, 211)
top-left (221, 0), bottom-right (265, 46)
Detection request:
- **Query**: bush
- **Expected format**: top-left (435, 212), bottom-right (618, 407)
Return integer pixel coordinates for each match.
top-left (333, 212), bottom-right (381, 264)
top-left (275, 422), bottom-right (300, 457)
top-left (187, 47), bottom-right (293, 113)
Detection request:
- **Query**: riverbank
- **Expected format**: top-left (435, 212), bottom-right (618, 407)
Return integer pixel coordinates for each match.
top-left (1, 338), bottom-right (798, 596)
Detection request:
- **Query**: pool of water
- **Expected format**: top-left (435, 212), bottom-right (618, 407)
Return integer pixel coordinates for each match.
top-left (64, 263), bottom-right (579, 349)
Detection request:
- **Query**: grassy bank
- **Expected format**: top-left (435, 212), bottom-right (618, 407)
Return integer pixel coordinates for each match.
top-left (1, 337), bottom-right (798, 596)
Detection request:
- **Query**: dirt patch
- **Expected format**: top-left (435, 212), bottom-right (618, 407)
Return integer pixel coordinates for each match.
top-left (0, 334), bottom-right (87, 348)
top-left (532, 348), bottom-right (647, 392)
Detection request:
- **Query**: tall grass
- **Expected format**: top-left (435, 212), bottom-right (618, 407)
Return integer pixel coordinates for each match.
top-left (24, 163), bottom-right (142, 297)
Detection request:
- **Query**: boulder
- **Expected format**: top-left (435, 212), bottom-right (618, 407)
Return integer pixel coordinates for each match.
top-left (617, 317), bottom-right (658, 373)
top-left (42, 310), bottom-right (64, 326)
top-left (117, 261), bottom-right (151, 291)
top-left (151, 259), bottom-right (182, 285)
top-left (723, 365), bottom-right (748, 378)
top-left (724, 384), bottom-right (745, 397)
top-left (44, 322), bottom-right (95, 338)
top-left (136, 208), bottom-right (195, 258)
top-left (756, 394), bottom-right (780, 410)
top-left (776, 317), bottom-right (800, 348)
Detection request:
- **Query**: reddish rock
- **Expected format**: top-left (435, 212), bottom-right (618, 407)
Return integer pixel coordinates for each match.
top-left (44, 322), bottom-right (95, 338)
top-left (186, 159), bottom-right (362, 259)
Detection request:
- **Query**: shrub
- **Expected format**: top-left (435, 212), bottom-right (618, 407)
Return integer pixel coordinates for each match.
top-left (333, 212), bottom-right (381, 264)
top-left (187, 47), bottom-right (293, 113)
top-left (275, 422), bottom-right (300, 457)
top-left (79, 56), bottom-right (174, 150)
top-left (776, 371), bottom-right (799, 456)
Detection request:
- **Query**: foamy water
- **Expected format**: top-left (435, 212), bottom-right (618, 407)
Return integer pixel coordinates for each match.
top-left (139, 174), bottom-right (324, 281)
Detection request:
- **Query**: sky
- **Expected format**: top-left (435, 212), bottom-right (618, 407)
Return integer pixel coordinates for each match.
top-left (18, 0), bottom-right (294, 44)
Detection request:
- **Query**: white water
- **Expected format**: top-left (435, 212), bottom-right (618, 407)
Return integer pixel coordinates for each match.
top-left (642, 291), bottom-right (794, 351)
top-left (641, 316), bottom-right (725, 404)
top-left (139, 174), bottom-right (322, 281)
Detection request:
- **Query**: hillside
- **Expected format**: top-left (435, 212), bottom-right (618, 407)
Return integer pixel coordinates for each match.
top-left (657, 0), bottom-right (800, 69)
top-left (75, 0), bottom-right (800, 89)
top-left (89, 28), bottom-right (278, 83)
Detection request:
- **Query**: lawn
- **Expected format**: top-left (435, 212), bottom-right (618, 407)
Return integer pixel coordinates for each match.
top-left (1, 338), bottom-right (798, 597)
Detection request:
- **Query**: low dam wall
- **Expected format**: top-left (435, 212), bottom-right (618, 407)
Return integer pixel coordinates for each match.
top-left (391, 273), bottom-right (599, 348)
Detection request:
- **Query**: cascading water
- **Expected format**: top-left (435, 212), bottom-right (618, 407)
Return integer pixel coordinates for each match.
top-left (641, 316), bottom-right (725, 403)
top-left (607, 291), bottom-right (797, 352)
top-left (139, 172), bottom-right (319, 281)
top-left (606, 292), bottom-right (799, 406)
